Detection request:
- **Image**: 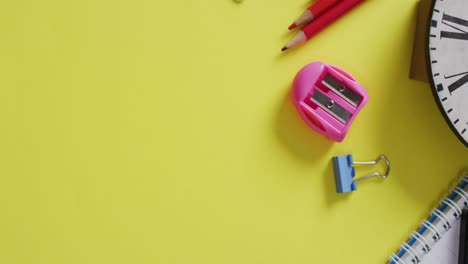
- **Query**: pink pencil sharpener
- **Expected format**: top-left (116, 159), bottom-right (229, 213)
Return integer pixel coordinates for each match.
top-left (291, 62), bottom-right (369, 142)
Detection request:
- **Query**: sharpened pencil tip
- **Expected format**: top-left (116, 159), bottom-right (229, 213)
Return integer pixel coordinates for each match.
top-left (281, 47), bottom-right (288, 52)
top-left (288, 23), bottom-right (296, 30)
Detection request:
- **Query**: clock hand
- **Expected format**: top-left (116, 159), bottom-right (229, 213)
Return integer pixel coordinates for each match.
top-left (444, 71), bottom-right (468, 79)
top-left (448, 72), bottom-right (468, 94)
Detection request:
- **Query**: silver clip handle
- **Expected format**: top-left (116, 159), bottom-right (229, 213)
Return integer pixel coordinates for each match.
top-left (353, 155), bottom-right (391, 182)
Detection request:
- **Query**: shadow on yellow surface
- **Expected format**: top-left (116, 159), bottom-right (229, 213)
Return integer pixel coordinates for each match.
top-left (274, 89), bottom-right (332, 163)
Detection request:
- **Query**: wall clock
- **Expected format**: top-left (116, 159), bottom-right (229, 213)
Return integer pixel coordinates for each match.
top-left (428, 0), bottom-right (468, 147)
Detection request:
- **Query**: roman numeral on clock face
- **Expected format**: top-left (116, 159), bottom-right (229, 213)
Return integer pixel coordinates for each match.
top-left (445, 71), bottom-right (468, 94)
top-left (441, 14), bottom-right (468, 40)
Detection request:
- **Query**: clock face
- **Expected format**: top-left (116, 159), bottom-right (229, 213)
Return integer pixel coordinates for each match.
top-left (428, 0), bottom-right (468, 147)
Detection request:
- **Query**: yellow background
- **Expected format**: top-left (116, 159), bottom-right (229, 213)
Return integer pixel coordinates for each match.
top-left (0, 0), bottom-right (467, 263)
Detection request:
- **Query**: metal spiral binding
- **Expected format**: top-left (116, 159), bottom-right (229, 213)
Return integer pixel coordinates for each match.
top-left (388, 172), bottom-right (468, 264)
top-left (441, 198), bottom-right (462, 219)
top-left (431, 208), bottom-right (451, 230)
top-left (453, 187), bottom-right (468, 206)
top-left (400, 242), bottom-right (420, 263)
top-left (411, 231), bottom-right (430, 253)
top-left (462, 177), bottom-right (468, 185)
top-left (421, 220), bottom-right (441, 242)
top-left (390, 253), bottom-right (407, 264)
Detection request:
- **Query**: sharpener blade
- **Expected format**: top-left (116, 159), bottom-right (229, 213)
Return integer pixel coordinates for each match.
top-left (310, 90), bottom-right (351, 124)
top-left (321, 74), bottom-right (363, 107)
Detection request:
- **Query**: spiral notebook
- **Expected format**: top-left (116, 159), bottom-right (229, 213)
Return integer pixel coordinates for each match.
top-left (389, 176), bottom-right (468, 264)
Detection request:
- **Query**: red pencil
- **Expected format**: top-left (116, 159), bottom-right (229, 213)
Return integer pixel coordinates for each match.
top-left (288, 0), bottom-right (343, 30)
top-left (282, 0), bottom-right (364, 51)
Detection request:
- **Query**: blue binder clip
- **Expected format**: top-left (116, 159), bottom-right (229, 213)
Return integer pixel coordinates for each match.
top-left (332, 154), bottom-right (391, 193)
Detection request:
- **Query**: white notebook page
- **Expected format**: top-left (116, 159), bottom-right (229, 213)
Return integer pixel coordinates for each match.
top-left (422, 218), bottom-right (460, 264)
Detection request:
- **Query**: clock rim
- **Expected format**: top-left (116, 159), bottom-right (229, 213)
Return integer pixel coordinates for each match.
top-left (426, 0), bottom-right (468, 147)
